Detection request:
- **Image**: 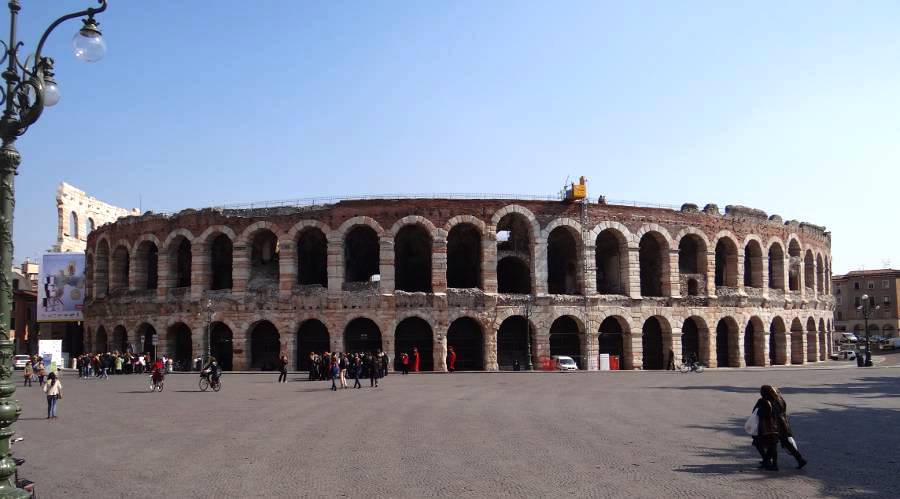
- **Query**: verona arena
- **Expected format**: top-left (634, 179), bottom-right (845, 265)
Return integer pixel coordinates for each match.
top-left (82, 197), bottom-right (834, 371)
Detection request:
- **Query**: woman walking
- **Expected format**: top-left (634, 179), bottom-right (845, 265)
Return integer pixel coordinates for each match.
top-left (23, 361), bottom-right (32, 387)
top-left (770, 386), bottom-right (807, 469)
top-left (751, 385), bottom-right (780, 470)
top-left (278, 354), bottom-right (288, 383)
top-left (37, 361), bottom-right (47, 386)
top-left (43, 372), bottom-right (62, 419)
top-left (329, 354), bottom-right (339, 391)
top-left (447, 346), bottom-right (457, 373)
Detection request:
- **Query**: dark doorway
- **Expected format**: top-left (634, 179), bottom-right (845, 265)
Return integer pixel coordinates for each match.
top-left (111, 325), bottom-right (127, 353)
top-left (63, 323), bottom-right (85, 357)
top-left (169, 323), bottom-right (192, 371)
top-left (210, 234), bottom-right (234, 290)
top-left (596, 230), bottom-right (624, 294)
top-left (395, 225), bottom-right (432, 292)
top-left (249, 230), bottom-right (279, 289)
top-left (639, 233), bottom-right (666, 297)
top-left (139, 324), bottom-right (157, 360)
top-left (547, 227), bottom-right (580, 295)
top-left (394, 317), bottom-right (433, 371)
top-left (642, 317), bottom-right (664, 370)
top-left (296, 319), bottom-right (329, 370)
top-left (210, 322), bottom-right (233, 371)
top-left (250, 321), bottom-right (280, 371)
top-left (447, 223), bottom-right (482, 289)
top-left (497, 257), bottom-right (531, 293)
top-left (447, 317), bottom-right (484, 371)
top-left (174, 238), bottom-right (192, 288)
top-left (344, 318), bottom-right (382, 353)
top-left (598, 317), bottom-right (625, 360)
top-left (297, 228), bottom-right (327, 287)
top-left (345, 226), bottom-right (380, 283)
top-left (716, 319), bottom-right (733, 367)
top-left (549, 316), bottom-right (582, 369)
top-left (682, 318), bottom-right (700, 363)
top-left (497, 316), bottom-right (532, 370)
top-left (744, 320), bottom-right (758, 367)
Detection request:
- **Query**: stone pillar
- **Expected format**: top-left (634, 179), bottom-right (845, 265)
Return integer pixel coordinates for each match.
top-left (706, 251), bottom-right (717, 297)
top-left (735, 330), bottom-right (746, 368)
top-left (232, 329), bottom-right (248, 371)
top-left (670, 327), bottom-right (682, 368)
top-left (627, 332), bottom-right (642, 369)
top-left (482, 231), bottom-right (498, 293)
top-left (279, 240), bottom-right (296, 294)
top-left (193, 325), bottom-right (206, 366)
top-left (484, 327), bottom-right (498, 371)
top-left (627, 247), bottom-right (642, 299)
top-left (707, 329), bottom-right (718, 368)
top-left (156, 251), bottom-right (170, 298)
top-left (668, 250), bottom-right (681, 298)
top-left (382, 326), bottom-right (395, 372)
top-left (379, 236), bottom-right (395, 294)
top-left (191, 243), bottom-right (209, 300)
top-left (327, 235), bottom-right (343, 297)
top-left (95, 259), bottom-right (109, 298)
top-left (534, 237), bottom-right (548, 295)
top-left (232, 244), bottom-right (249, 294)
top-left (783, 333), bottom-right (791, 366)
top-left (283, 331), bottom-right (296, 369)
top-left (736, 251), bottom-right (746, 295)
top-left (434, 326), bottom-right (448, 372)
top-left (533, 324), bottom-right (551, 366)
top-left (807, 332), bottom-right (818, 363)
top-left (792, 332), bottom-right (806, 365)
top-left (761, 257), bottom-right (770, 299)
top-left (584, 331), bottom-right (599, 371)
top-left (432, 235), bottom-right (447, 294)
top-left (762, 331), bottom-right (771, 366)
top-left (128, 252), bottom-right (139, 291)
top-left (583, 242), bottom-right (597, 296)
top-left (330, 330), bottom-right (344, 354)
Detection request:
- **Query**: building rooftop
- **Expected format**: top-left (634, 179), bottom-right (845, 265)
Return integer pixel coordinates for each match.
top-left (833, 269), bottom-right (900, 279)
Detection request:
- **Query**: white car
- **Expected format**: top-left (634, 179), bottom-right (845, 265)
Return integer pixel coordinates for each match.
top-left (13, 355), bottom-right (30, 370)
top-left (553, 355), bottom-right (578, 371)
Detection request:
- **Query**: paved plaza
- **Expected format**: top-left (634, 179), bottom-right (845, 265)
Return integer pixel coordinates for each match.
top-left (12, 364), bottom-right (900, 498)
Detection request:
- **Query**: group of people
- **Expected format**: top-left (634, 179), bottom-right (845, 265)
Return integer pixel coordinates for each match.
top-left (22, 355), bottom-right (48, 387)
top-left (75, 352), bottom-right (170, 378)
top-left (750, 385), bottom-right (807, 471)
top-left (305, 351), bottom-right (390, 390)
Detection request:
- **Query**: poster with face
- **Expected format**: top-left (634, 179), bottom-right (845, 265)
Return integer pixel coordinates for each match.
top-left (38, 253), bottom-right (85, 322)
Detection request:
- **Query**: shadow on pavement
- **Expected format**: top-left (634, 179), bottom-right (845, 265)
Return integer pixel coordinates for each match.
top-left (660, 376), bottom-right (900, 399)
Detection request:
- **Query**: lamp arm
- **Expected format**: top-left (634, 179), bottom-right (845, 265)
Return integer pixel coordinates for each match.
top-left (33, 0), bottom-right (107, 65)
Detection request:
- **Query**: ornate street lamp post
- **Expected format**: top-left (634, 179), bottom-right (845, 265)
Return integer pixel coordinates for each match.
top-left (0, 1), bottom-right (108, 496)
top-left (857, 294), bottom-right (879, 367)
top-left (523, 294), bottom-right (534, 370)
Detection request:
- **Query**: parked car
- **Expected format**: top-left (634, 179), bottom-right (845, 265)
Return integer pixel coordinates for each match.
top-left (839, 332), bottom-right (859, 343)
top-left (13, 355), bottom-right (29, 370)
top-left (552, 355), bottom-right (578, 371)
top-left (880, 338), bottom-right (900, 350)
top-left (835, 349), bottom-right (857, 360)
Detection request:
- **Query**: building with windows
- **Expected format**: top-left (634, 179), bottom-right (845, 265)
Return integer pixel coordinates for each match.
top-left (52, 182), bottom-right (139, 253)
top-left (82, 197), bottom-right (834, 371)
top-left (832, 269), bottom-right (900, 339)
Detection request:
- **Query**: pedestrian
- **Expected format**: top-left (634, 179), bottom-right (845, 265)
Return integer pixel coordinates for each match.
top-left (368, 353), bottom-right (379, 388)
top-left (329, 354), bottom-right (339, 391)
top-left (380, 351), bottom-right (389, 377)
top-left (750, 385), bottom-right (780, 470)
top-left (43, 371), bottom-right (62, 419)
top-left (513, 359), bottom-right (521, 371)
top-left (400, 353), bottom-right (409, 375)
top-left (307, 352), bottom-right (316, 381)
top-left (23, 361), bottom-right (32, 387)
top-left (339, 353), bottom-right (349, 389)
top-left (352, 354), bottom-right (362, 389)
top-left (412, 347), bottom-right (420, 372)
top-left (769, 386), bottom-right (807, 469)
top-left (165, 356), bottom-right (173, 374)
top-left (667, 349), bottom-right (676, 371)
top-left (447, 346), bottom-right (457, 373)
top-left (37, 361), bottom-right (47, 386)
top-left (278, 354), bottom-right (288, 383)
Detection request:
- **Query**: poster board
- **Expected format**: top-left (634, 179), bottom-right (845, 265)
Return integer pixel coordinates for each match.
top-left (38, 339), bottom-right (63, 372)
top-left (38, 253), bottom-right (85, 322)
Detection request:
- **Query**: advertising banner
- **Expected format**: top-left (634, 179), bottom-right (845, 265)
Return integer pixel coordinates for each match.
top-left (37, 253), bottom-right (85, 322)
top-left (38, 339), bottom-right (63, 372)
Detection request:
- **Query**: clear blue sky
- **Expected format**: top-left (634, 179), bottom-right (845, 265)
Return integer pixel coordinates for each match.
top-left (12, 0), bottom-right (900, 274)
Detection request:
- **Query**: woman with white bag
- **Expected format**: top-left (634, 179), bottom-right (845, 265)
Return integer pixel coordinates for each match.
top-left (770, 386), bottom-right (808, 469)
top-left (748, 385), bottom-right (780, 471)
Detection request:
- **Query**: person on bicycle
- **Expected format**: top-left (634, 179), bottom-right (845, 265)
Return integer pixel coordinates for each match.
top-left (202, 357), bottom-right (221, 383)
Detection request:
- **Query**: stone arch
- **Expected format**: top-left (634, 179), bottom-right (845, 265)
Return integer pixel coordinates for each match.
top-left (293, 223), bottom-right (329, 288)
top-left (237, 221), bottom-right (285, 246)
top-left (249, 320), bottom-right (281, 371)
top-left (394, 222), bottom-right (433, 292)
top-left (790, 317), bottom-right (804, 364)
top-left (247, 228), bottom-right (281, 290)
top-left (344, 224), bottom-right (382, 284)
top-left (390, 215), bottom-right (438, 238)
top-left (819, 318), bottom-right (827, 361)
top-left (95, 325), bottom-right (108, 352)
top-left (715, 316), bottom-right (740, 367)
top-left (445, 215), bottom-right (487, 234)
top-left (133, 236), bottom-right (160, 290)
top-left (641, 315), bottom-right (671, 370)
top-left (336, 216), bottom-right (385, 238)
top-left (497, 315), bottom-right (536, 370)
top-left (344, 317), bottom-right (383, 353)
top-left (767, 239), bottom-right (785, 291)
top-left (166, 322), bottom-right (193, 371)
top-left (676, 228), bottom-right (709, 296)
top-left (95, 238), bottom-right (110, 296)
top-left (598, 315), bottom-right (630, 368)
top-left (804, 250), bottom-right (815, 291)
top-left (681, 316), bottom-right (710, 366)
top-left (69, 211), bottom-right (79, 239)
top-left (136, 323), bottom-right (158, 359)
top-left (111, 325), bottom-right (127, 353)
top-left (713, 231), bottom-right (739, 288)
top-left (638, 229), bottom-right (671, 297)
top-left (296, 319), bottom-right (330, 370)
top-left (394, 316), bottom-right (434, 371)
top-left (490, 204), bottom-right (541, 234)
top-left (769, 316), bottom-right (787, 365)
top-left (806, 316), bottom-right (818, 362)
top-left (209, 321), bottom-right (234, 371)
top-left (744, 316), bottom-right (766, 367)
top-left (110, 243), bottom-right (131, 291)
top-left (546, 223), bottom-right (583, 295)
top-left (816, 253), bottom-right (825, 294)
top-left (787, 237), bottom-right (802, 291)
top-left (164, 230), bottom-right (194, 289)
top-left (447, 221), bottom-right (483, 289)
top-left (203, 230), bottom-right (234, 291)
top-left (549, 315), bottom-right (584, 369)
top-left (594, 225), bottom-right (630, 295)
top-left (447, 316), bottom-right (485, 371)
top-left (495, 209), bottom-right (536, 294)
top-left (743, 237), bottom-right (764, 289)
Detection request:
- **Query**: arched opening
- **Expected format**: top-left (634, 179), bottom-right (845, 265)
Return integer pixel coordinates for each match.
top-left (596, 229), bottom-right (627, 294)
top-left (598, 316), bottom-right (627, 363)
top-left (112, 325), bottom-right (127, 353)
top-left (62, 323), bottom-right (85, 357)
top-left (296, 319), bottom-right (329, 370)
top-left (168, 323), bottom-right (192, 371)
top-left (394, 224), bottom-right (432, 292)
top-left (804, 250), bottom-right (815, 291)
top-left (496, 213), bottom-right (532, 294)
top-left (681, 317), bottom-right (703, 364)
top-left (394, 317), bottom-right (433, 371)
top-left (87, 217), bottom-right (95, 234)
top-left (138, 323), bottom-right (157, 360)
top-left (249, 230), bottom-right (279, 290)
top-left (716, 317), bottom-right (739, 367)
top-left (687, 279), bottom-right (699, 296)
top-left (210, 234), bottom-right (233, 290)
top-left (135, 241), bottom-right (158, 290)
top-left (641, 317), bottom-right (665, 370)
top-left (344, 317), bottom-right (382, 353)
top-left (790, 318), bottom-right (804, 364)
top-left (210, 322), bottom-right (233, 371)
top-left (447, 317), bottom-right (484, 371)
top-left (297, 228), bottom-right (327, 287)
top-left (447, 223), bottom-right (482, 289)
top-left (344, 226), bottom-right (380, 283)
top-left (549, 316), bottom-right (583, 369)
top-left (678, 234), bottom-right (707, 296)
top-left (95, 326), bottom-right (108, 352)
top-left (171, 237), bottom-right (192, 289)
top-left (110, 245), bottom-right (130, 291)
top-left (770, 317), bottom-right (787, 365)
top-left (744, 240), bottom-right (763, 288)
top-left (639, 232), bottom-right (668, 297)
top-left (816, 254), bottom-right (824, 294)
top-left (819, 319), bottom-right (827, 361)
top-left (788, 240), bottom-right (801, 291)
top-left (250, 321), bottom-right (281, 371)
top-left (69, 211), bottom-right (79, 239)
top-left (714, 238), bottom-right (738, 287)
top-left (547, 227), bottom-right (581, 295)
top-left (744, 318), bottom-right (765, 367)
top-left (497, 316), bottom-right (534, 370)
top-left (806, 317), bottom-right (818, 362)
top-left (497, 257), bottom-right (531, 293)
top-left (768, 243), bottom-right (785, 290)
top-left (95, 240), bottom-right (109, 296)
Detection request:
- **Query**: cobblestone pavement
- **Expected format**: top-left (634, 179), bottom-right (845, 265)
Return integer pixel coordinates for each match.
top-left (12, 365), bottom-right (900, 499)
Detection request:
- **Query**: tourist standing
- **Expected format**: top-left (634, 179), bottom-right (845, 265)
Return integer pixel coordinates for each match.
top-left (400, 353), bottom-right (409, 375)
top-left (37, 360), bottom-right (47, 386)
top-left (278, 354), bottom-right (288, 383)
top-left (43, 372), bottom-right (62, 419)
top-left (447, 346), bottom-right (457, 373)
top-left (412, 347), bottom-right (420, 372)
top-left (308, 352), bottom-right (317, 381)
top-left (380, 351), bottom-right (389, 377)
top-left (751, 385), bottom-right (780, 470)
top-left (329, 354), bottom-right (339, 391)
top-left (339, 353), bottom-right (349, 389)
top-left (22, 361), bottom-right (32, 387)
top-left (368, 353), bottom-right (379, 388)
top-left (352, 354), bottom-right (362, 389)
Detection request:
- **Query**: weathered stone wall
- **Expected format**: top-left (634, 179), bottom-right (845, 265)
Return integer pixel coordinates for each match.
top-left (53, 182), bottom-right (139, 252)
top-left (83, 198), bottom-right (835, 371)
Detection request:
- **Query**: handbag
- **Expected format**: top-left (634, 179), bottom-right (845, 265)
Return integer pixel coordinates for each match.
top-left (744, 408), bottom-right (759, 436)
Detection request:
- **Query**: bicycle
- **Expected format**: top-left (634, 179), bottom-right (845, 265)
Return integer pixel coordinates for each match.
top-left (199, 371), bottom-right (221, 392)
top-left (679, 362), bottom-right (704, 373)
top-left (149, 371), bottom-right (165, 392)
